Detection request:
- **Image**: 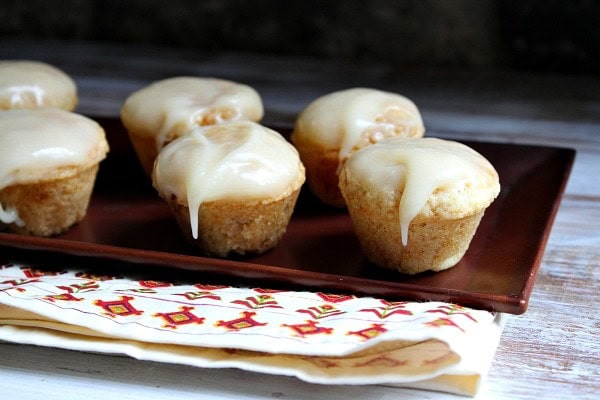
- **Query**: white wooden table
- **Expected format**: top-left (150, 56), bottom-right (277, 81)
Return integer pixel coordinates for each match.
top-left (0, 40), bottom-right (598, 399)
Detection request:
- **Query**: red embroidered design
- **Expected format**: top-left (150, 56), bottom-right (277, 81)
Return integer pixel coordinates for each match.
top-left (0, 279), bottom-right (39, 292)
top-left (21, 268), bottom-right (62, 278)
top-left (123, 288), bottom-right (160, 294)
top-left (422, 353), bottom-right (453, 366)
top-left (154, 306), bottom-right (205, 329)
top-left (194, 283), bottom-right (229, 291)
top-left (57, 282), bottom-right (99, 293)
top-left (94, 296), bottom-right (143, 318)
top-left (75, 272), bottom-right (119, 281)
top-left (302, 357), bottom-right (340, 368)
top-left (296, 304), bottom-right (345, 319)
top-left (232, 294), bottom-right (282, 309)
top-left (359, 300), bottom-right (413, 319)
top-left (347, 323), bottom-right (388, 340)
top-left (215, 311), bottom-right (267, 331)
top-left (139, 280), bottom-right (172, 288)
top-left (353, 355), bottom-right (408, 368)
top-left (44, 281), bottom-right (99, 302)
top-left (45, 293), bottom-right (83, 302)
top-left (425, 317), bottom-right (465, 332)
top-left (253, 288), bottom-right (288, 294)
top-left (316, 293), bottom-right (356, 303)
top-left (282, 320), bottom-right (334, 337)
top-left (175, 291), bottom-right (221, 301)
top-left (426, 304), bottom-right (477, 322)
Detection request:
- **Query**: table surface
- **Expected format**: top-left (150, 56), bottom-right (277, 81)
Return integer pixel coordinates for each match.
top-left (0, 40), bottom-right (598, 400)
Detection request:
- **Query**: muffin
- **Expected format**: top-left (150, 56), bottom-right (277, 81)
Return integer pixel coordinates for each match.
top-left (152, 121), bottom-right (305, 257)
top-left (339, 137), bottom-right (500, 274)
top-left (291, 88), bottom-right (425, 207)
top-left (120, 77), bottom-right (264, 176)
top-left (0, 109), bottom-right (109, 236)
top-left (0, 60), bottom-right (78, 111)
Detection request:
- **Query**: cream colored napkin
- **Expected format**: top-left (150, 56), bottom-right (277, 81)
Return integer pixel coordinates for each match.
top-left (0, 263), bottom-right (505, 396)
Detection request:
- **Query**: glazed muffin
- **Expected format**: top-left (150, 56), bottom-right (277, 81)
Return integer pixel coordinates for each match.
top-left (120, 76), bottom-right (264, 176)
top-left (291, 88), bottom-right (425, 207)
top-left (0, 60), bottom-right (77, 111)
top-left (152, 121), bottom-right (305, 257)
top-left (0, 109), bottom-right (109, 236)
top-left (339, 137), bottom-right (500, 274)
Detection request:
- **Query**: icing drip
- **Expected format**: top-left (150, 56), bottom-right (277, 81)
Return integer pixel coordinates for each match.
top-left (0, 204), bottom-right (25, 227)
top-left (153, 121), bottom-right (304, 239)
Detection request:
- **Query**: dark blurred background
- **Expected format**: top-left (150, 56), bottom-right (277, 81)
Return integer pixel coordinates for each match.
top-left (1, 0), bottom-right (598, 75)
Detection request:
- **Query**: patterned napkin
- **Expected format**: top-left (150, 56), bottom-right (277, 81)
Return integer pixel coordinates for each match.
top-left (0, 262), bottom-right (505, 396)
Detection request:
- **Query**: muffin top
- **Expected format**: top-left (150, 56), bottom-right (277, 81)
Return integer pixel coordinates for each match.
top-left (153, 121), bottom-right (305, 239)
top-left (340, 137), bottom-right (500, 245)
top-left (120, 77), bottom-right (264, 151)
top-left (0, 60), bottom-right (77, 111)
top-left (0, 109), bottom-right (109, 189)
top-left (292, 88), bottom-right (425, 162)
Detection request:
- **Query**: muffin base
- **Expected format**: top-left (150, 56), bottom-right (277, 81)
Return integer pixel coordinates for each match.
top-left (166, 189), bottom-right (301, 257)
top-left (340, 173), bottom-right (486, 274)
top-left (350, 209), bottom-right (485, 274)
top-left (0, 164), bottom-right (99, 237)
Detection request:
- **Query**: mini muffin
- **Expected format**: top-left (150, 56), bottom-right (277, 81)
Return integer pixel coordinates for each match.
top-left (339, 137), bottom-right (500, 274)
top-left (291, 88), bottom-right (425, 207)
top-left (0, 109), bottom-right (109, 236)
top-left (152, 121), bottom-right (305, 257)
top-left (0, 60), bottom-right (78, 111)
top-left (120, 77), bottom-right (264, 176)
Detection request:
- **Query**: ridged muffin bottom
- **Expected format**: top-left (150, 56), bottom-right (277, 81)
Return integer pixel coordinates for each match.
top-left (0, 164), bottom-right (100, 236)
top-left (340, 173), bottom-right (487, 274)
top-left (166, 189), bottom-right (301, 258)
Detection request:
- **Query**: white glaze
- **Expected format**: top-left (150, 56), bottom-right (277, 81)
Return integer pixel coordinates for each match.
top-left (0, 60), bottom-right (76, 110)
top-left (0, 205), bottom-right (25, 227)
top-left (121, 77), bottom-right (264, 151)
top-left (0, 109), bottom-right (109, 224)
top-left (293, 88), bottom-right (424, 161)
top-left (343, 137), bottom-right (499, 245)
top-left (153, 121), bottom-right (304, 239)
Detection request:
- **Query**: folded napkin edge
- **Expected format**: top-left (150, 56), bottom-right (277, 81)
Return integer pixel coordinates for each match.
top-left (0, 324), bottom-right (480, 396)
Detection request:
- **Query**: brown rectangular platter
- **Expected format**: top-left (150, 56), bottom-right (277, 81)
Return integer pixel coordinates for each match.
top-left (0, 117), bottom-right (575, 314)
